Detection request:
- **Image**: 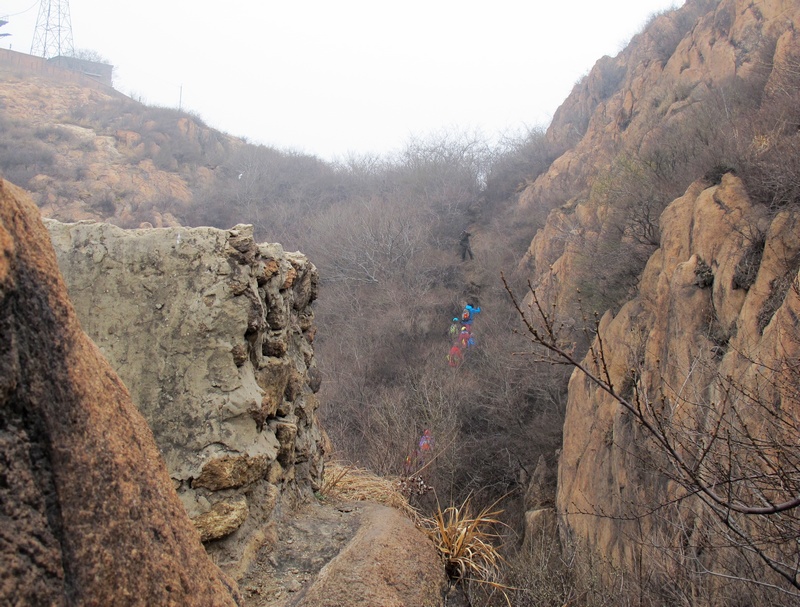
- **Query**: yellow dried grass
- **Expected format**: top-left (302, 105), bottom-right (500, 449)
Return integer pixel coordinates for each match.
top-left (421, 495), bottom-right (512, 604)
top-left (319, 461), bottom-right (418, 520)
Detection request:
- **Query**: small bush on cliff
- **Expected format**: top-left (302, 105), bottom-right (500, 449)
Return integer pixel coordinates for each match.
top-left (757, 252), bottom-right (800, 334)
top-left (732, 230), bottom-right (765, 291)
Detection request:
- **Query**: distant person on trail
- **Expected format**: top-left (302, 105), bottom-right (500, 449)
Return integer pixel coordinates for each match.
top-left (459, 230), bottom-right (474, 261)
top-left (417, 429), bottom-right (435, 460)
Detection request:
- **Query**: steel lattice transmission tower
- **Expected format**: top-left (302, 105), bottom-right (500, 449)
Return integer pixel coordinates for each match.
top-left (30, 0), bottom-right (75, 58)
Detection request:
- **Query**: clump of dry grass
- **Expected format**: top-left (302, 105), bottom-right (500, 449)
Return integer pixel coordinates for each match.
top-left (421, 495), bottom-right (511, 603)
top-left (319, 461), bottom-right (418, 520)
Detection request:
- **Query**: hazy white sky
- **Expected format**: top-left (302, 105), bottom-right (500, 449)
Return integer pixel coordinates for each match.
top-left (2, 0), bottom-right (681, 160)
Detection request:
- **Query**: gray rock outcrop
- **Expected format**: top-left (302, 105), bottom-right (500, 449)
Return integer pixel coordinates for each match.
top-left (46, 219), bottom-right (326, 576)
top-left (237, 501), bottom-right (448, 607)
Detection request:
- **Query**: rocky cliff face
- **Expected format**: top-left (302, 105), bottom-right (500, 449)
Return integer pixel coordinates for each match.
top-left (513, 0), bottom-right (800, 592)
top-left (46, 219), bottom-right (326, 577)
top-left (521, 0), bottom-right (800, 304)
top-left (0, 180), bottom-right (241, 605)
top-left (557, 173), bottom-right (800, 589)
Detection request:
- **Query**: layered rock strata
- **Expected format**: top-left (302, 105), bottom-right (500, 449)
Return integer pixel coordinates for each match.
top-left (46, 218), bottom-right (325, 576)
top-left (0, 179), bottom-right (241, 605)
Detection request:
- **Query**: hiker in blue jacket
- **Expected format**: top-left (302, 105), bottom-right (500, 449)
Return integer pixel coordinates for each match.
top-left (461, 304), bottom-right (481, 325)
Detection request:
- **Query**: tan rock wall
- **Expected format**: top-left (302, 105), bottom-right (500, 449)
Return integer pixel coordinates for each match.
top-left (557, 174), bottom-right (800, 588)
top-left (46, 219), bottom-right (326, 576)
top-left (520, 0), bottom-right (800, 309)
top-left (515, 0), bottom-right (800, 593)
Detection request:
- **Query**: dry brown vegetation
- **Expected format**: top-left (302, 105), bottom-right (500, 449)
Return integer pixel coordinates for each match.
top-left (319, 462), bottom-right (417, 520)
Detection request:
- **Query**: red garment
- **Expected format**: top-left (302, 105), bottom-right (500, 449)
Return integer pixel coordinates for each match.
top-left (448, 345), bottom-right (464, 367)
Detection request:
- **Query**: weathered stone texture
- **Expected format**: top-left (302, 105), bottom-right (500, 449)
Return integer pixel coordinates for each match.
top-left (293, 503), bottom-right (447, 607)
top-left (520, 0), bottom-right (800, 303)
top-left (194, 497), bottom-right (251, 543)
top-left (512, 0), bottom-right (800, 583)
top-left (0, 179), bottom-right (241, 605)
top-left (46, 219), bottom-right (326, 573)
top-left (557, 174), bottom-right (800, 585)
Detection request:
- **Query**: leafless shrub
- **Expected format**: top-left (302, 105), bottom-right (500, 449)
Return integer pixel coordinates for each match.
top-left (693, 257), bottom-right (714, 288)
top-left (89, 192), bottom-right (117, 215)
top-left (484, 127), bottom-right (563, 205)
top-left (731, 41), bottom-right (800, 209)
top-left (702, 164), bottom-right (736, 186)
top-left (594, 56), bottom-right (627, 101)
top-left (0, 123), bottom-right (56, 185)
top-left (574, 229), bottom-right (653, 315)
top-left (34, 124), bottom-right (76, 144)
top-left (732, 231), bottom-right (765, 290)
top-left (641, 0), bottom-right (719, 63)
top-left (757, 252), bottom-right (800, 334)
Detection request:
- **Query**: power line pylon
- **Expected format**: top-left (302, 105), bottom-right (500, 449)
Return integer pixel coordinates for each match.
top-left (30, 0), bottom-right (75, 58)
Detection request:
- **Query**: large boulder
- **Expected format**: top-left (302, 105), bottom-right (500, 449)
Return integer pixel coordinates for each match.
top-left (0, 179), bottom-right (241, 605)
top-left (294, 503), bottom-right (445, 607)
top-left (237, 501), bottom-right (448, 607)
top-left (46, 217), bottom-right (326, 578)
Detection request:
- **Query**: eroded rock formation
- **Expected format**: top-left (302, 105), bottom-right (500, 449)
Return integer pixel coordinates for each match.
top-left (557, 174), bottom-right (800, 588)
top-left (521, 0), bottom-right (800, 307)
top-left (46, 218), bottom-right (326, 578)
top-left (0, 179), bottom-right (242, 604)
top-left (512, 0), bottom-right (800, 591)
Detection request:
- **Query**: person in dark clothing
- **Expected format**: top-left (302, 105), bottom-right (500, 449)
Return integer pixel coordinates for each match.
top-left (459, 230), bottom-right (474, 261)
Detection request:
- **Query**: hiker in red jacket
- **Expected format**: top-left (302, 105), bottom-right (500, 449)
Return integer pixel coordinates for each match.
top-left (448, 344), bottom-right (464, 367)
